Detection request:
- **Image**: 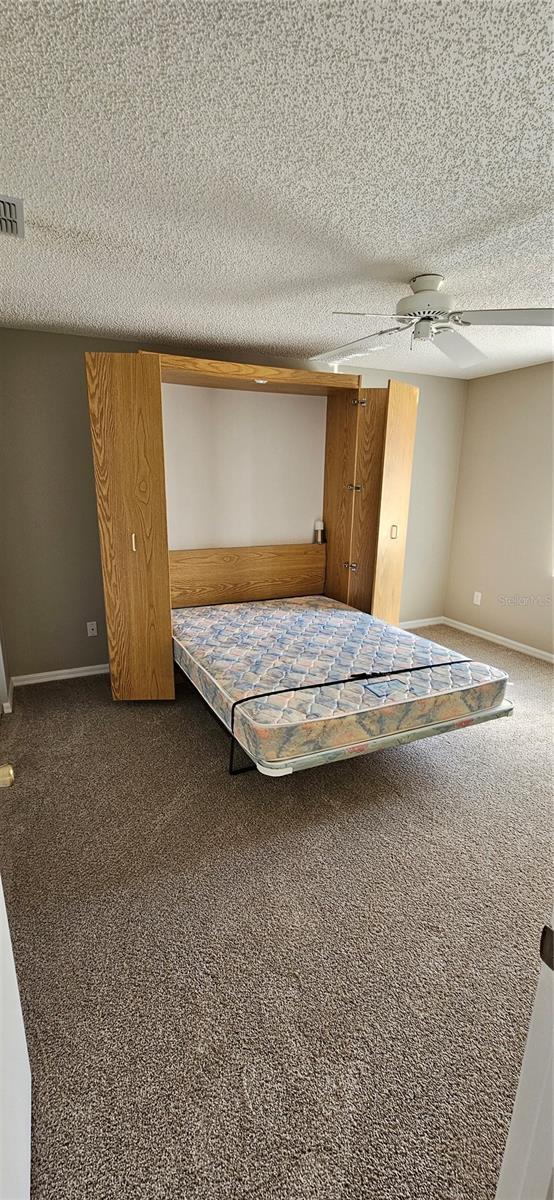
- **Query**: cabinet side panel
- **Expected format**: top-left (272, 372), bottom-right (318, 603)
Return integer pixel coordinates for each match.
top-left (322, 390), bottom-right (357, 603)
top-left (348, 389), bottom-right (388, 612)
top-left (125, 353), bottom-right (174, 699)
top-left (86, 352), bottom-right (174, 700)
top-left (371, 380), bottom-right (419, 625)
top-left (86, 352), bottom-right (131, 699)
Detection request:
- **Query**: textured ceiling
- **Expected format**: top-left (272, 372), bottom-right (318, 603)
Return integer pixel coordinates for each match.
top-left (1, 0), bottom-right (553, 379)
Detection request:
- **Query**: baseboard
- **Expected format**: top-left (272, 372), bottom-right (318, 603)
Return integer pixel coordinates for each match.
top-left (12, 664), bottom-right (110, 687)
top-left (439, 618), bottom-right (554, 663)
top-left (401, 616), bottom-right (553, 663)
top-left (400, 617), bottom-right (446, 629)
top-left (1, 677), bottom-right (14, 715)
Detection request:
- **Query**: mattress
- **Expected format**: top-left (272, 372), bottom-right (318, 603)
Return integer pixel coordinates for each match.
top-left (172, 596), bottom-right (508, 772)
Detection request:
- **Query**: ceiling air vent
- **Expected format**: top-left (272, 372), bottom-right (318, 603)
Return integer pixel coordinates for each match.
top-left (0, 196), bottom-right (24, 238)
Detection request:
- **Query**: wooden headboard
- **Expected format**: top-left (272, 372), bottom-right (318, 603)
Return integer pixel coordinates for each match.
top-left (169, 543), bottom-right (326, 608)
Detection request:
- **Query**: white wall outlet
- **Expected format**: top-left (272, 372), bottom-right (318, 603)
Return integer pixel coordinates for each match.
top-left (473, 591), bottom-right (482, 606)
top-left (86, 621), bottom-right (98, 637)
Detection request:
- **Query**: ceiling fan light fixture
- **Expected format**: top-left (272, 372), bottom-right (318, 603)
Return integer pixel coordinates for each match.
top-left (411, 319), bottom-right (436, 342)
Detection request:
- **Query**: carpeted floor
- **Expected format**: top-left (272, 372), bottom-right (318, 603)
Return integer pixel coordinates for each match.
top-left (0, 625), bottom-right (552, 1200)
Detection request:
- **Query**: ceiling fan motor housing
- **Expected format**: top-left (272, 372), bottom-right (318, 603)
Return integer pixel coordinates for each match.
top-left (396, 273), bottom-right (453, 320)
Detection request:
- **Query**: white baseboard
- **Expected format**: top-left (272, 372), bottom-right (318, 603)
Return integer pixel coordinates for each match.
top-left (401, 616), bottom-right (553, 663)
top-left (440, 618), bottom-right (553, 663)
top-left (400, 617), bottom-right (446, 629)
top-left (12, 664), bottom-right (109, 687)
top-left (1, 677), bottom-right (14, 715)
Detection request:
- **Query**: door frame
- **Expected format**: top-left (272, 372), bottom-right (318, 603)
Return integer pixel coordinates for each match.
top-left (495, 917), bottom-right (553, 1200)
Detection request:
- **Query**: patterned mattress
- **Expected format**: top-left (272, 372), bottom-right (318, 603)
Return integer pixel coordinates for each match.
top-left (172, 596), bottom-right (508, 771)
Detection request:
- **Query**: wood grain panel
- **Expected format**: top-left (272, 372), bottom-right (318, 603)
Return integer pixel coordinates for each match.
top-left (322, 390), bottom-right (358, 603)
top-left (348, 388), bottom-right (389, 612)
top-left (154, 352), bottom-right (361, 395)
top-left (371, 379), bottom-right (419, 625)
top-left (169, 543), bottom-right (326, 607)
top-left (86, 352), bottom-right (175, 700)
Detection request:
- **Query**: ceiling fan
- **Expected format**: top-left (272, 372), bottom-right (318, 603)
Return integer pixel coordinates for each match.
top-left (310, 274), bottom-right (553, 367)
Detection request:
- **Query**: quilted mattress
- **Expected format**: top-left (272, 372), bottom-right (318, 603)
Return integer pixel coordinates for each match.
top-left (172, 596), bottom-right (508, 770)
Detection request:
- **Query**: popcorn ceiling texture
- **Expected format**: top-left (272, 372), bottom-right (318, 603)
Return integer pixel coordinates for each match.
top-left (0, 0), bottom-right (552, 378)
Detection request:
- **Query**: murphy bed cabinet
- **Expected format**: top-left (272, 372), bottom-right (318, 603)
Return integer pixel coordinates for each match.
top-left (85, 352), bottom-right (418, 701)
top-left (323, 380), bottom-right (418, 613)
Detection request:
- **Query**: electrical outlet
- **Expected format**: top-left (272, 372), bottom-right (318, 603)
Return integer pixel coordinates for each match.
top-left (86, 621), bottom-right (98, 637)
top-left (473, 591), bottom-right (482, 606)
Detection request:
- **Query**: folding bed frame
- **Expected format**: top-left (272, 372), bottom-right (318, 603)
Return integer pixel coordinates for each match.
top-left (85, 352), bottom-right (512, 777)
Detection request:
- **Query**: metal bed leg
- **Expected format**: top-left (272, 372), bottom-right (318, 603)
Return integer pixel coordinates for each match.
top-left (228, 737), bottom-right (257, 776)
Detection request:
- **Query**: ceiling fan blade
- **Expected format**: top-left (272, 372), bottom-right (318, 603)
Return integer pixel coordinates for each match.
top-left (433, 328), bottom-right (488, 368)
top-left (453, 307), bottom-right (554, 327)
top-left (310, 324), bottom-right (412, 362)
top-left (332, 311), bottom-right (413, 320)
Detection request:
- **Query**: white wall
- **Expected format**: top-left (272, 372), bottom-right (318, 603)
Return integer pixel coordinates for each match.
top-left (162, 385), bottom-right (327, 550)
top-left (445, 362), bottom-right (553, 654)
top-left (356, 368), bottom-right (467, 622)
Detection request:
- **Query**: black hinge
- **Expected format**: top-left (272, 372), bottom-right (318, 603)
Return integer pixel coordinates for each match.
top-left (540, 925), bottom-right (553, 971)
top-left (345, 483), bottom-right (361, 492)
top-left (351, 398), bottom-right (367, 406)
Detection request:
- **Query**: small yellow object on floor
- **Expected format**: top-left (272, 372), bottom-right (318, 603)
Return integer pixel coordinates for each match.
top-left (0, 764), bottom-right (14, 787)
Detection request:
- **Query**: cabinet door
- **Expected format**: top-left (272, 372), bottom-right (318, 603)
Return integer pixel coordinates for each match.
top-left (371, 380), bottom-right (419, 625)
top-left (322, 390), bottom-right (358, 603)
top-left (86, 352), bottom-right (174, 700)
top-left (348, 388), bottom-right (389, 611)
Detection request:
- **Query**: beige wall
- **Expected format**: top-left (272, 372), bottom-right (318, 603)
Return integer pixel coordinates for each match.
top-left (357, 368), bottom-right (467, 622)
top-left (1, 327), bottom-right (549, 676)
top-left (0, 328), bottom-right (466, 677)
top-left (445, 362), bottom-right (553, 653)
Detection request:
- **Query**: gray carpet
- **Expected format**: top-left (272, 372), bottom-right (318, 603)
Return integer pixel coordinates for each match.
top-left (0, 625), bottom-right (552, 1200)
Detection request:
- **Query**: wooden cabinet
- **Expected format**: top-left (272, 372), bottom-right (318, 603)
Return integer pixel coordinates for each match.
top-left (86, 352), bottom-right (175, 700)
top-left (323, 379), bottom-right (418, 624)
top-left (321, 389), bottom-right (358, 603)
top-left (85, 351), bottom-right (417, 701)
top-left (370, 380), bottom-right (419, 623)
